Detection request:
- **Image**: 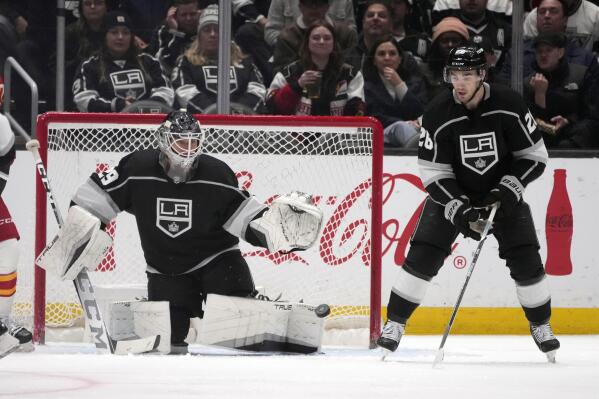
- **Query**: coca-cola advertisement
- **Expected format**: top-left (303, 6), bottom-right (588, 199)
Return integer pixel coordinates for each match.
top-left (4, 153), bottom-right (599, 319)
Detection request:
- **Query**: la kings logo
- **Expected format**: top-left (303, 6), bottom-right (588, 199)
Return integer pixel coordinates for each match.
top-left (110, 69), bottom-right (146, 100)
top-left (460, 132), bottom-right (498, 175)
top-left (202, 66), bottom-right (238, 94)
top-left (156, 198), bottom-right (192, 238)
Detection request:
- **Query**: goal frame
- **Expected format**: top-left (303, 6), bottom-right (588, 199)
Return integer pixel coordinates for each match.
top-left (33, 112), bottom-right (384, 347)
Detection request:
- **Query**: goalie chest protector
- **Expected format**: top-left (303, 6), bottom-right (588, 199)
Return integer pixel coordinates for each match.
top-left (86, 149), bottom-right (250, 275)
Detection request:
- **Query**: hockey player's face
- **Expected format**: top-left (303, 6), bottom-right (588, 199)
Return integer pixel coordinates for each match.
top-left (449, 70), bottom-right (481, 101)
top-left (199, 24), bottom-right (219, 55)
top-left (535, 44), bottom-right (564, 71)
top-left (106, 26), bottom-right (131, 57)
top-left (170, 135), bottom-right (201, 158)
top-left (308, 26), bottom-right (334, 58)
top-left (374, 41), bottom-right (402, 72)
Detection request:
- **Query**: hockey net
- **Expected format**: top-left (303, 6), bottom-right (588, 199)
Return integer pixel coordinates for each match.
top-left (15, 112), bottom-right (383, 346)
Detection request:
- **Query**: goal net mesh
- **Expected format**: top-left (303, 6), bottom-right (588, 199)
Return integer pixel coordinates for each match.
top-left (13, 113), bottom-right (382, 342)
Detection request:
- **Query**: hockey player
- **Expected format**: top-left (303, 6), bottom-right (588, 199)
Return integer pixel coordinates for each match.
top-left (377, 46), bottom-right (561, 361)
top-left (39, 110), bottom-right (323, 354)
top-left (0, 113), bottom-right (33, 356)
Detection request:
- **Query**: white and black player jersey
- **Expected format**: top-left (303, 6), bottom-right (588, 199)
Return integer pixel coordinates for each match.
top-left (73, 53), bottom-right (174, 112)
top-left (172, 56), bottom-right (266, 113)
top-left (72, 149), bottom-right (267, 275)
top-left (418, 83), bottom-right (548, 206)
top-left (0, 114), bottom-right (15, 194)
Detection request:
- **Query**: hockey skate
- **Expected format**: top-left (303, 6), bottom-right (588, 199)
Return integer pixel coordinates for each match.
top-left (0, 320), bottom-right (20, 358)
top-left (530, 321), bottom-right (560, 363)
top-left (2, 319), bottom-right (34, 352)
top-left (377, 320), bottom-right (405, 360)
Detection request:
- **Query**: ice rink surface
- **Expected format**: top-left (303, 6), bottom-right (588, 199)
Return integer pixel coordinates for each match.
top-left (1, 335), bottom-right (597, 399)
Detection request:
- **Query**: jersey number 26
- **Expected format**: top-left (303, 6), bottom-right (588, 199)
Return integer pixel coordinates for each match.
top-left (418, 127), bottom-right (433, 150)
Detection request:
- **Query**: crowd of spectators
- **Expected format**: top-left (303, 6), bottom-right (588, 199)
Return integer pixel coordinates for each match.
top-left (0, 0), bottom-right (598, 148)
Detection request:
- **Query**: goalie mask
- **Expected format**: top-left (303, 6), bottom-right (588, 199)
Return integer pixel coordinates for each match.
top-left (157, 110), bottom-right (205, 183)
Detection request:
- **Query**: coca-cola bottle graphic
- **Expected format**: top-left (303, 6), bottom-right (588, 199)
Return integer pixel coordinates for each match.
top-left (545, 169), bottom-right (573, 276)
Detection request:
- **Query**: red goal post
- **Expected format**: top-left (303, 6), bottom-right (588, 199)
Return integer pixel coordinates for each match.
top-left (28, 112), bottom-right (383, 347)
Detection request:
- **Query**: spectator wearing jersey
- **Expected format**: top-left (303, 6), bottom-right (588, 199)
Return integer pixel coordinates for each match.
top-left (147, 0), bottom-right (200, 74)
top-left (59, 0), bottom-right (109, 110)
top-left (524, 0), bottom-right (599, 52)
top-left (267, 20), bottom-right (365, 116)
top-left (363, 37), bottom-right (427, 147)
top-left (421, 16), bottom-right (469, 101)
top-left (72, 11), bottom-right (174, 112)
top-left (272, 0), bottom-right (357, 75)
top-left (432, 0), bottom-right (512, 27)
top-left (390, 0), bottom-right (431, 64)
top-left (430, 0), bottom-right (511, 69)
top-left (172, 4), bottom-right (267, 114)
top-left (524, 32), bottom-right (599, 148)
top-left (498, 0), bottom-right (599, 84)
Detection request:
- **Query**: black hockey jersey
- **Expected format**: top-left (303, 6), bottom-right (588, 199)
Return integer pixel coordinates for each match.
top-left (418, 83), bottom-right (548, 205)
top-left (72, 53), bottom-right (174, 112)
top-left (172, 56), bottom-right (266, 113)
top-left (147, 25), bottom-right (195, 71)
top-left (72, 149), bottom-right (267, 275)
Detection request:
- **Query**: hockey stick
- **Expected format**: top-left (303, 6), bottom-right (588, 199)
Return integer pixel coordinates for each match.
top-left (432, 203), bottom-right (498, 368)
top-left (27, 139), bottom-right (160, 355)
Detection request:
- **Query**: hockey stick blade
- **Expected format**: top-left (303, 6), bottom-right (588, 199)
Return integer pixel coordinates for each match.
top-left (114, 335), bottom-right (161, 355)
top-left (432, 348), bottom-right (444, 368)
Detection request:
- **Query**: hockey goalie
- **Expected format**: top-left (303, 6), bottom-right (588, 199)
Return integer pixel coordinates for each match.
top-left (37, 110), bottom-right (326, 354)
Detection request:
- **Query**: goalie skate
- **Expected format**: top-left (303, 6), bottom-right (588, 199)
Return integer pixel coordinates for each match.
top-left (530, 322), bottom-right (560, 363)
top-left (377, 320), bottom-right (405, 360)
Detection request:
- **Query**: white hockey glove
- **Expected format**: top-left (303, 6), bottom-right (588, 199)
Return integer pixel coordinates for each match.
top-left (249, 191), bottom-right (323, 252)
top-left (36, 205), bottom-right (113, 281)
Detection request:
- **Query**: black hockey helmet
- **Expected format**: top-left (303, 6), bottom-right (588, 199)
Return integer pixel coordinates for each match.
top-left (443, 46), bottom-right (487, 83)
top-left (156, 109), bottom-right (205, 183)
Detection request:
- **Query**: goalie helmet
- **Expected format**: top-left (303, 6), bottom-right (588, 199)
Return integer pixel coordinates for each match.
top-left (443, 46), bottom-right (487, 84)
top-left (156, 110), bottom-right (205, 183)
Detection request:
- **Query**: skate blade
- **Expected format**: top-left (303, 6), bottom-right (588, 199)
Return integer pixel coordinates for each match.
top-left (432, 349), bottom-right (444, 368)
top-left (545, 350), bottom-right (557, 363)
top-left (380, 348), bottom-right (392, 361)
top-left (16, 341), bottom-right (35, 352)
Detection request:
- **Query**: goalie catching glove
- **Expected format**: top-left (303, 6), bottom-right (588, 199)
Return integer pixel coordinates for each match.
top-left (36, 205), bottom-right (113, 281)
top-left (250, 191), bottom-right (323, 252)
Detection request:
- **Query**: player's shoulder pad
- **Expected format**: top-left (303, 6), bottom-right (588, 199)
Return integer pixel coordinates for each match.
top-left (488, 83), bottom-right (526, 111)
top-left (194, 154), bottom-right (238, 187)
top-left (422, 89), bottom-right (453, 130)
top-left (118, 149), bottom-right (162, 176)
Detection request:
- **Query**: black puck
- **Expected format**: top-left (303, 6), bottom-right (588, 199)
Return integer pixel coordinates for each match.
top-left (314, 304), bottom-right (331, 318)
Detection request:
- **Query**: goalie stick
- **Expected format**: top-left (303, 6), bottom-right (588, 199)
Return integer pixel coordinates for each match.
top-left (27, 139), bottom-right (160, 355)
top-left (432, 203), bottom-right (498, 368)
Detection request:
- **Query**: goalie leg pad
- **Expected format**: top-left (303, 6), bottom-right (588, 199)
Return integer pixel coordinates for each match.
top-left (249, 192), bottom-right (323, 252)
top-left (198, 294), bottom-right (325, 353)
top-left (108, 300), bottom-right (171, 354)
top-left (36, 206), bottom-right (113, 281)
